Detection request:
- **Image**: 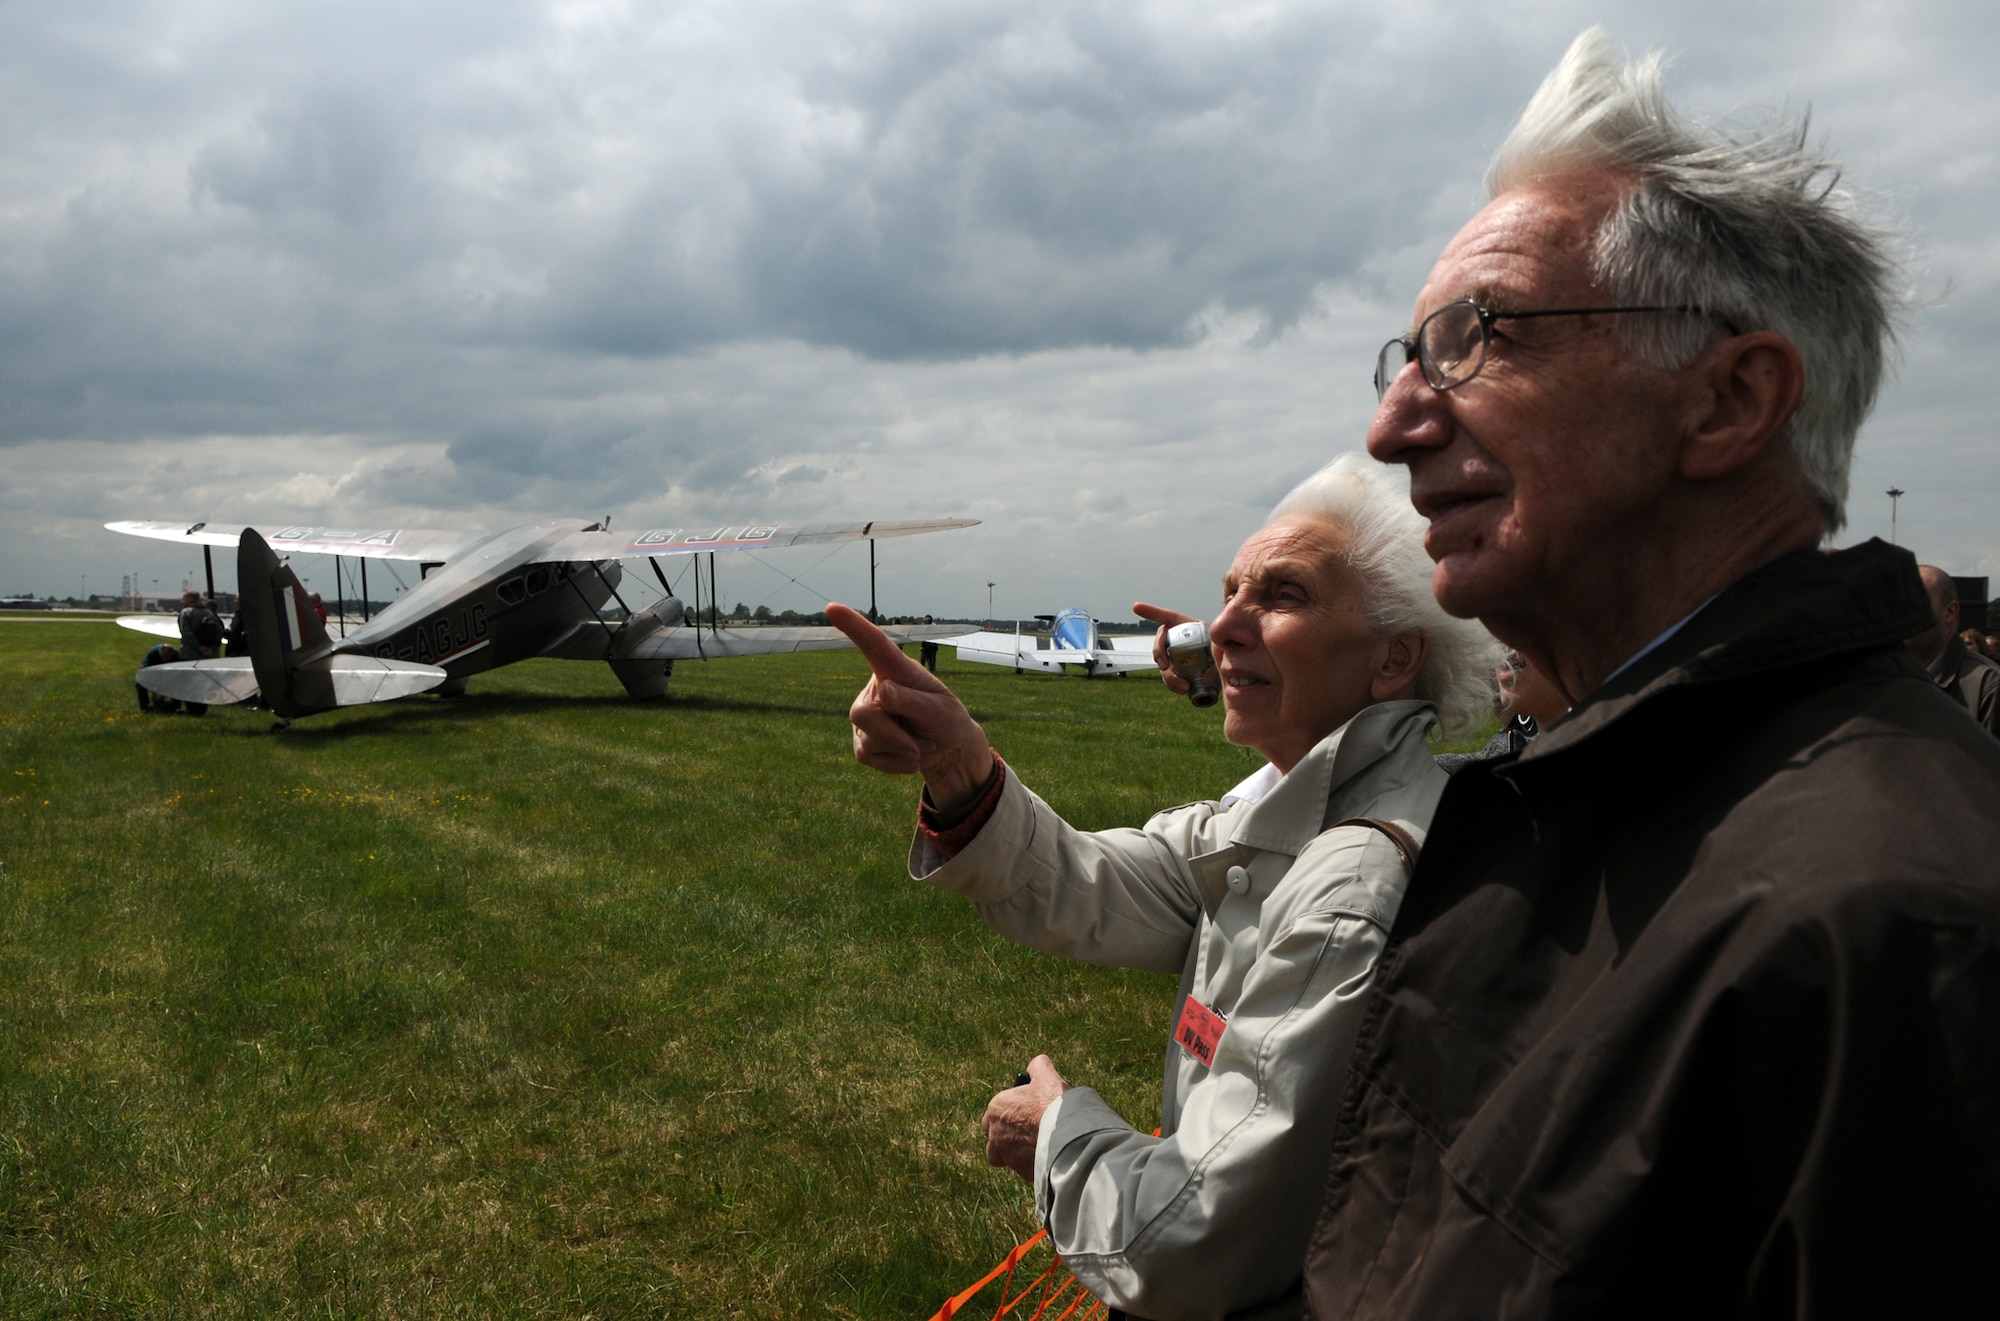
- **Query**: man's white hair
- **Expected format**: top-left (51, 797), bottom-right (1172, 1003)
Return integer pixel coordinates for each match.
top-left (1269, 453), bottom-right (1502, 738)
top-left (1490, 29), bottom-right (1905, 533)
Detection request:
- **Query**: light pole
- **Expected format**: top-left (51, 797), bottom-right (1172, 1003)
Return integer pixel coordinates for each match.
top-left (987, 582), bottom-right (995, 632)
top-left (1887, 487), bottom-right (1905, 544)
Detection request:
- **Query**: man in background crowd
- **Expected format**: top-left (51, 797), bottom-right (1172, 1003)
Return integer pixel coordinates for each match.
top-left (175, 590), bottom-right (222, 717)
top-left (1906, 564), bottom-right (2000, 735)
top-left (136, 642), bottom-right (180, 713)
top-left (1302, 29), bottom-right (2000, 1318)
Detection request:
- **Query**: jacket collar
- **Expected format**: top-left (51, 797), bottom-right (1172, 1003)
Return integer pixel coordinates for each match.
top-left (1525, 539), bottom-right (1931, 763)
top-left (1228, 699), bottom-right (1437, 857)
top-left (1934, 635), bottom-right (1969, 688)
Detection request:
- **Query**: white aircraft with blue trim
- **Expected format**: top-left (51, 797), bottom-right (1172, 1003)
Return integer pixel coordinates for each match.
top-left (108, 515), bottom-right (973, 725)
top-left (943, 607), bottom-right (1157, 677)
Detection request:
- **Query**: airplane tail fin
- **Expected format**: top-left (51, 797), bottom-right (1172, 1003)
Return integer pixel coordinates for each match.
top-left (239, 526), bottom-right (329, 714)
top-left (237, 527), bottom-right (445, 718)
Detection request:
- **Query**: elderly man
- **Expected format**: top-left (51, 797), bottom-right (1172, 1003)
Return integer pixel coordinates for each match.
top-left (1907, 564), bottom-right (2000, 735)
top-left (1300, 31), bottom-right (2000, 1319)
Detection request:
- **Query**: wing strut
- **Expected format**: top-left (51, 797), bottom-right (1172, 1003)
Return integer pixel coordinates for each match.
top-left (646, 555), bottom-right (705, 658)
top-left (360, 558), bottom-right (370, 622)
top-left (690, 556), bottom-right (707, 659)
top-left (203, 545), bottom-right (216, 603)
top-left (708, 553), bottom-right (720, 638)
top-left (584, 560), bottom-right (636, 620)
top-left (869, 538), bottom-right (878, 622)
top-left (335, 554), bottom-right (346, 639)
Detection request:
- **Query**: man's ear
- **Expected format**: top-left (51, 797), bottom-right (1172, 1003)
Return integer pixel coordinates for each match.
top-left (1678, 331), bottom-right (1805, 482)
top-left (1370, 630), bottom-right (1427, 702)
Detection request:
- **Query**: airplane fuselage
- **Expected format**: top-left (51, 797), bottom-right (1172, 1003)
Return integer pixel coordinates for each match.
top-left (321, 520), bottom-right (618, 678)
top-left (1048, 606), bottom-right (1097, 654)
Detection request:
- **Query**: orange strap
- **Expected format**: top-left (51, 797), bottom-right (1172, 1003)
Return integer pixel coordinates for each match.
top-left (929, 1228), bottom-right (1108, 1321)
top-left (931, 1229), bottom-right (1047, 1320)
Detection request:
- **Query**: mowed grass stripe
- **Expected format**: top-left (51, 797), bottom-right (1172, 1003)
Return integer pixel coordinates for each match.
top-left (1, 624), bottom-right (1255, 1317)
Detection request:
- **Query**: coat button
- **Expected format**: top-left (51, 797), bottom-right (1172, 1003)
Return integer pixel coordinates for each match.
top-left (1225, 865), bottom-right (1251, 895)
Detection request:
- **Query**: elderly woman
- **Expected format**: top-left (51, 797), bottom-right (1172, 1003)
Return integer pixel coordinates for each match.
top-left (828, 454), bottom-right (1497, 1321)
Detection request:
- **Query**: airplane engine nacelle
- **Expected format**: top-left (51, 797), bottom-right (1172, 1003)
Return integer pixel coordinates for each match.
top-left (606, 598), bottom-right (685, 698)
top-left (609, 598), bottom-right (685, 659)
top-left (609, 658), bottom-right (673, 700)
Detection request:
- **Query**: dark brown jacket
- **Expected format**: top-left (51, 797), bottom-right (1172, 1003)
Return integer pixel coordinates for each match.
top-left (1302, 540), bottom-right (2000, 1320)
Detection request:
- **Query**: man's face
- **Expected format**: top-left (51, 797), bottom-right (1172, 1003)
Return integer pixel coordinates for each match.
top-left (1367, 181), bottom-right (1689, 629)
top-left (1907, 568), bottom-right (1959, 664)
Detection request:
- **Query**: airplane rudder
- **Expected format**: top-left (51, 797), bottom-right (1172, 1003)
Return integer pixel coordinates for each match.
top-left (237, 527), bottom-right (332, 713)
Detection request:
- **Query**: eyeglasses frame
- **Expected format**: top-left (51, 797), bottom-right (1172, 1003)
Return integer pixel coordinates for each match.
top-left (1374, 299), bottom-right (1740, 401)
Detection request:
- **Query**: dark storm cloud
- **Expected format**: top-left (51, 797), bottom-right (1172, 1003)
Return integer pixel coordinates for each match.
top-left (0, 0), bottom-right (1562, 452)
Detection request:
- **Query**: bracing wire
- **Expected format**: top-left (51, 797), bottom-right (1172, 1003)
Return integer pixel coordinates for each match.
top-left (736, 545), bottom-right (849, 611)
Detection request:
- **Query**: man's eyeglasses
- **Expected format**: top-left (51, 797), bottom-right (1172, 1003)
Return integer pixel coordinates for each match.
top-left (1373, 299), bottom-right (1735, 401)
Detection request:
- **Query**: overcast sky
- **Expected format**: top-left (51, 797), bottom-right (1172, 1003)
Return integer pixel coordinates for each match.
top-left (4, 0), bottom-right (1994, 621)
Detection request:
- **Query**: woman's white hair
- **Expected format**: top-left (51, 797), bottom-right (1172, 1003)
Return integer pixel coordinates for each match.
top-left (1269, 453), bottom-right (1502, 739)
top-left (1489, 29), bottom-right (1906, 533)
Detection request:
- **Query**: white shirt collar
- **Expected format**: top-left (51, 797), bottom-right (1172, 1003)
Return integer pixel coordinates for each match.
top-left (1219, 761), bottom-right (1282, 807)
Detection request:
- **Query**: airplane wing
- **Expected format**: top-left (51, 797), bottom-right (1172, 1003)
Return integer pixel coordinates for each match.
top-left (1087, 635), bottom-right (1163, 674)
top-left (539, 620), bottom-right (956, 662)
top-left (1087, 650), bottom-right (1163, 674)
top-left (117, 614), bottom-right (183, 639)
top-left (109, 516), bottom-right (975, 565)
top-left (942, 632), bottom-right (1074, 674)
top-left (546, 517), bottom-right (979, 562)
top-left (106, 521), bottom-right (482, 562)
top-left (942, 630), bottom-right (1161, 676)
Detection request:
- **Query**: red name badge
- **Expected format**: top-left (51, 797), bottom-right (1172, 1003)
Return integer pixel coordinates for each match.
top-left (1173, 996), bottom-right (1227, 1067)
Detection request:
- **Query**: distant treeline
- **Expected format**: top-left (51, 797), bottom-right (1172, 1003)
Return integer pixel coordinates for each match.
top-left (676, 604), bottom-right (1158, 634)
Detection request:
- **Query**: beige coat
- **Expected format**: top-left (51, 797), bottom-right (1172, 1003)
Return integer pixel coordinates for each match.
top-left (910, 700), bottom-right (1446, 1321)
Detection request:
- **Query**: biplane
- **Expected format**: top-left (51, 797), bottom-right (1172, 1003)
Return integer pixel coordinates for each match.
top-left (109, 515), bottom-right (973, 725)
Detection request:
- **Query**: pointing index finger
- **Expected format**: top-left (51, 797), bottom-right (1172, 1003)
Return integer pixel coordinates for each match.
top-left (827, 602), bottom-right (938, 686)
top-left (1133, 601), bottom-right (1198, 629)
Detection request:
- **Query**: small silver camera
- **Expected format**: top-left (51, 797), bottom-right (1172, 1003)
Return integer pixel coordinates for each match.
top-left (1165, 621), bottom-right (1220, 708)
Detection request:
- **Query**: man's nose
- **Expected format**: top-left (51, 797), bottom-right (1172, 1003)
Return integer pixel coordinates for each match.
top-left (1366, 365), bottom-right (1451, 465)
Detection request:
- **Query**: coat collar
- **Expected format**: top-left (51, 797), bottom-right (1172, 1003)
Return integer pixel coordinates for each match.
top-left (1524, 539), bottom-right (1931, 764)
top-left (1227, 700), bottom-right (1438, 858)
top-left (1934, 635), bottom-right (1970, 688)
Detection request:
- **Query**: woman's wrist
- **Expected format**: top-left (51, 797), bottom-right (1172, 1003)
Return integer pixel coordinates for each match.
top-left (925, 747), bottom-right (1001, 825)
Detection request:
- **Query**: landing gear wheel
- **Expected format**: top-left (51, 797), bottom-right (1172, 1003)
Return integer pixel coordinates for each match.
top-left (270, 718), bottom-right (292, 733)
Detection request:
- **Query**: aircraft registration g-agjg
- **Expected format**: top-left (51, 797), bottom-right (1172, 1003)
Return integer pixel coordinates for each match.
top-left (110, 515), bottom-right (974, 726)
top-left (943, 606), bottom-right (1157, 677)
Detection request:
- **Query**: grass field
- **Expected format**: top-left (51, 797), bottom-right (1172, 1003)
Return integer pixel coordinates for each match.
top-left (0, 618), bottom-right (1489, 1318)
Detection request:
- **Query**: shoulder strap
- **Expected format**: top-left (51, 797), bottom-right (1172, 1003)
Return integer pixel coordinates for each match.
top-left (1329, 817), bottom-right (1421, 874)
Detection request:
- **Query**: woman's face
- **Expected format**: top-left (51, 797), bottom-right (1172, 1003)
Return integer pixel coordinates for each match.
top-left (1211, 518), bottom-right (1399, 774)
